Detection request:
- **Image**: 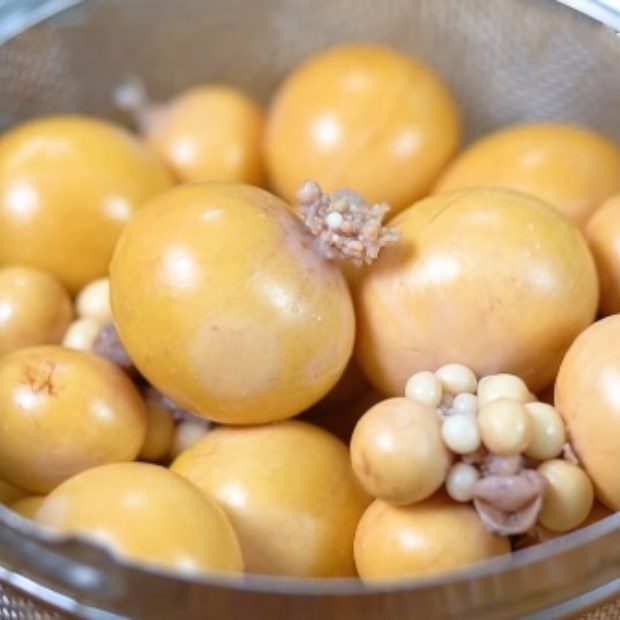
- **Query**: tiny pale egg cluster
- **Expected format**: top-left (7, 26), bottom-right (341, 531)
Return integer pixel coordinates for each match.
top-left (350, 365), bottom-right (595, 539)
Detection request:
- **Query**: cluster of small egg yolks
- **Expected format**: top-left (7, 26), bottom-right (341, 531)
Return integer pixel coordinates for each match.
top-left (555, 315), bottom-right (620, 511)
top-left (586, 193), bottom-right (620, 315)
top-left (0, 116), bottom-right (172, 294)
top-left (408, 367), bottom-right (594, 533)
top-left (35, 462), bottom-right (243, 575)
top-left (408, 370), bottom-right (533, 464)
top-left (0, 345), bottom-right (146, 493)
top-left (349, 364), bottom-right (479, 507)
top-left (171, 420), bottom-right (371, 578)
top-left (264, 44), bottom-right (461, 215)
top-left (0, 266), bottom-right (73, 358)
top-left (352, 362), bottom-right (595, 534)
top-left (63, 277), bottom-right (113, 352)
top-left (110, 183), bottom-right (355, 425)
top-left (355, 188), bottom-right (598, 396)
top-left (354, 495), bottom-right (510, 580)
top-left (145, 86), bottom-right (265, 185)
top-left (409, 365), bottom-right (485, 504)
top-left (433, 123), bottom-right (620, 228)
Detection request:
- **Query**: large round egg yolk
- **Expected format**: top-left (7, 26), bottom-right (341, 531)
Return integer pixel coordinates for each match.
top-left (555, 315), bottom-right (620, 510)
top-left (35, 462), bottom-right (243, 575)
top-left (265, 44), bottom-right (460, 215)
top-left (354, 495), bottom-right (510, 580)
top-left (0, 345), bottom-right (146, 493)
top-left (110, 183), bottom-right (355, 425)
top-left (434, 123), bottom-right (620, 228)
top-left (355, 188), bottom-right (598, 395)
top-left (0, 116), bottom-right (171, 293)
top-left (586, 193), bottom-right (620, 315)
top-left (172, 420), bottom-right (370, 577)
top-left (145, 85), bottom-right (265, 185)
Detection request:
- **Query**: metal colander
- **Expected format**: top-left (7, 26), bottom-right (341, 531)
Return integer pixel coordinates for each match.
top-left (0, 0), bottom-right (619, 618)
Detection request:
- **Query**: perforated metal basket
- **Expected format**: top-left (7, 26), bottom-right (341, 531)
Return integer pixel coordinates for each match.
top-left (0, 1), bottom-right (619, 618)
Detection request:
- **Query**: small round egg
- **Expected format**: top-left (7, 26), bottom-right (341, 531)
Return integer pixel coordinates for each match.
top-left (0, 266), bottom-right (72, 357)
top-left (62, 318), bottom-right (102, 352)
top-left (477, 373), bottom-right (531, 406)
top-left (478, 398), bottom-right (533, 457)
top-left (168, 418), bottom-right (211, 461)
top-left (144, 85), bottom-right (265, 185)
top-left (76, 277), bottom-right (112, 324)
top-left (524, 402), bottom-right (566, 461)
top-left (350, 397), bottom-right (451, 504)
top-left (0, 345), bottom-right (146, 493)
top-left (538, 460), bottom-right (594, 533)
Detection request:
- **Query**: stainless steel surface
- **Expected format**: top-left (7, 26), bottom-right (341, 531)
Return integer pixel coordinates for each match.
top-left (0, 0), bottom-right (619, 618)
top-left (557, 0), bottom-right (620, 30)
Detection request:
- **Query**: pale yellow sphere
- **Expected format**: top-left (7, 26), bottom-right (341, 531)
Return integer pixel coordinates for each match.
top-left (477, 373), bottom-right (531, 406)
top-left (76, 277), bottom-right (111, 324)
top-left (356, 188), bottom-right (597, 395)
top-left (354, 496), bottom-right (510, 580)
top-left (404, 371), bottom-right (443, 407)
top-left (555, 316), bottom-right (620, 510)
top-left (265, 44), bottom-right (460, 214)
top-left (145, 86), bottom-right (265, 185)
top-left (538, 460), bottom-right (594, 533)
top-left (478, 398), bottom-right (533, 457)
top-left (586, 193), bottom-right (620, 315)
top-left (435, 363), bottom-right (477, 395)
top-left (172, 421), bottom-right (370, 577)
top-left (524, 402), bottom-right (566, 461)
top-left (36, 463), bottom-right (243, 575)
top-left (62, 318), bottom-right (101, 352)
top-left (0, 116), bottom-right (172, 293)
top-left (0, 266), bottom-right (73, 357)
top-left (350, 397), bottom-right (451, 504)
top-left (168, 418), bottom-right (211, 461)
top-left (434, 123), bottom-right (620, 228)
